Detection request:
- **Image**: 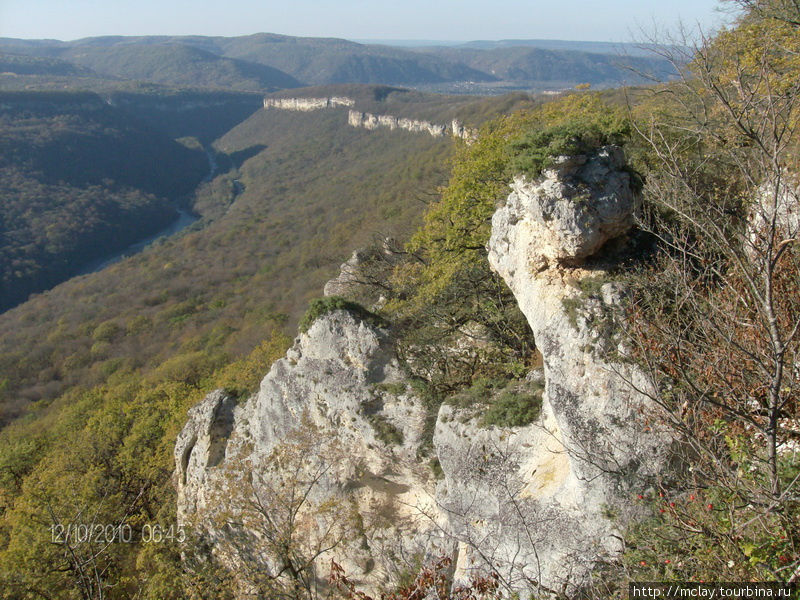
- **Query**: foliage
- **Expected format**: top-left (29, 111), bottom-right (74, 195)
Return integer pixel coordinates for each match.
top-left (0, 85), bottom-right (538, 596)
top-left (298, 296), bottom-right (383, 333)
top-left (60, 44), bottom-right (301, 92)
top-left (8, 21), bottom-right (791, 592)
top-left (0, 34), bottom-right (680, 91)
top-left (480, 387), bottom-right (543, 428)
top-left (385, 92), bottom-right (627, 415)
top-left (447, 377), bottom-right (544, 428)
top-left (0, 329), bottom-right (289, 599)
top-left (616, 0), bottom-right (800, 583)
top-left (508, 94), bottom-right (630, 178)
top-left (366, 413), bottom-right (404, 446)
top-left (0, 91), bottom-right (209, 311)
top-left (0, 87), bottom-right (486, 425)
top-left (330, 556), bottom-right (501, 600)
top-left (385, 111), bottom-right (535, 395)
top-left (624, 449), bottom-right (799, 581)
top-left (0, 53), bottom-right (90, 76)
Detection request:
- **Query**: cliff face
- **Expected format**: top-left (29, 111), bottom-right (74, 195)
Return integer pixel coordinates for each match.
top-left (347, 109), bottom-right (447, 137)
top-left (347, 109), bottom-right (476, 141)
top-left (263, 96), bottom-right (355, 110)
top-left (259, 95), bottom-right (476, 140)
top-left (176, 311), bottom-right (444, 592)
top-left (175, 146), bottom-right (667, 595)
top-left (449, 146), bottom-right (668, 590)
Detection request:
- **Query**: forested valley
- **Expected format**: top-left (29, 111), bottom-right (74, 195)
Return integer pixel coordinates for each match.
top-left (0, 2), bottom-right (799, 596)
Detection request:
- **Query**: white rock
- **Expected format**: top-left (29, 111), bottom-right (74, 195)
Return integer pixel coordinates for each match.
top-left (263, 96), bottom-right (355, 111)
top-left (480, 145), bottom-right (670, 592)
top-left (176, 311), bottom-right (437, 593)
top-left (176, 145), bottom-right (669, 596)
top-left (498, 146), bottom-right (635, 270)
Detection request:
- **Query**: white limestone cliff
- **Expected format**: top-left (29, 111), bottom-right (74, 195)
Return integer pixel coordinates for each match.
top-left (175, 145), bottom-right (668, 597)
top-left (259, 94), bottom-right (475, 140)
top-left (347, 109), bottom-right (446, 137)
top-left (175, 311), bottom-right (445, 593)
top-left (263, 96), bottom-right (355, 111)
top-left (434, 145), bottom-right (668, 593)
top-left (347, 110), bottom-right (476, 141)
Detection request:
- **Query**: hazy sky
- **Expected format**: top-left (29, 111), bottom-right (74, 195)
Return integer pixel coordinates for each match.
top-left (0, 0), bottom-right (728, 42)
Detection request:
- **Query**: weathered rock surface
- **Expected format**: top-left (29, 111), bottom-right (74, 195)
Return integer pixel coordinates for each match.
top-left (176, 311), bottom-right (442, 593)
top-left (322, 239), bottom-right (401, 306)
top-left (498, 147), bottom-right (636, 271)
top-left (348, 109), bottom-right (447, 137)
top-left (323, 249), bottom-right (368, 298)
top-left (347, 109), bottom-right (476, 140)
top-left (472, 145), bottom-right (668, 591)
top-left (260, 95), bottom-right (476, 140)
top-left (176, 145), bottom-right (667, 597)
top-left (748, 178), bottom-right (800, 258)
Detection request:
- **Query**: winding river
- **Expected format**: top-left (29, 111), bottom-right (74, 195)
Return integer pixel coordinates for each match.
top-left (75, 146), bottom-right (218, 277)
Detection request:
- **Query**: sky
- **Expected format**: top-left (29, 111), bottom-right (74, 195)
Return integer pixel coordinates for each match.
top-left (0, 0), bottom-right (728, 42)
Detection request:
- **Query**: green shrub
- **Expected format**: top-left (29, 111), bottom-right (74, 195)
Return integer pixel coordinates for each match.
top-left (480, 385), bottom-right (543, 428)
top-left (508, 94), bottom-right (630, 179)
top-left (92, 320), bottom-right (123, 342)
top-left (445, 377), bottom-right (544, 428)
top-left (298, 296), bottom-right (383, 333)
top-left (126, 315), bottom-right (152, 335)
top-left (429, 457), bottom-right (444, 480)
top-left (372, 382), bottom-right (407, 395)
top-left (446, 377), bottom-right (508, 409)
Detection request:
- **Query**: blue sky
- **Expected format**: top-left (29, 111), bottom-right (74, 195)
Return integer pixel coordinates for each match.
top-left (0, 0), bottom-right (728, 42)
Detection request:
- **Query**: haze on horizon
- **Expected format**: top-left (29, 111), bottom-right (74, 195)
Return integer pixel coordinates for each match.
top-left (1, 0), bottom-right (726, 44)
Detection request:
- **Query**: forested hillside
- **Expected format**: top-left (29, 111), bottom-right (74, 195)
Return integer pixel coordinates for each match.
top-left (0, 52), bottom-right (93, 76)
top-left (0, 91), bottom-right (209, 312)
top-left (0, 85), bottom-right (534, 422)
top-left (418, 45), bottom-right (677, 86)
top-left (59, 44), bottom-right (302, 91)
top-left (0, 32), bottom-right (677, 92)
top-left (0, 85), bottom-right (544, 596)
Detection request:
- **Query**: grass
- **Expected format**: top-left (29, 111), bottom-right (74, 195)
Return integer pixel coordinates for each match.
top-left (446, 377), bottom-right (545, 428)
top-left (480, 386), bottom-right (543, 428)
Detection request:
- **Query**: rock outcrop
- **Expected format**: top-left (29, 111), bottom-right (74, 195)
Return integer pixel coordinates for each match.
top-left (748, 178), bottom-right (800, 258)
top-left (176, 311), bottom-right (443, 593)
top-left (499, 149), bottom-right (636, 270)
top-left (263, 96), bottom-right (355, 110)
top-left (348, 109), bottom-right (446, 137)
top-left (322, 248), bottom-right (372, 298)
top-left (176, 145), bottom-right (667, 597)
top-left (348, 110), bottom-right (477, 141)
top-left (260, 95), bottom-right (476, 141)
top-left (473, 145), bottom-right (667, 591)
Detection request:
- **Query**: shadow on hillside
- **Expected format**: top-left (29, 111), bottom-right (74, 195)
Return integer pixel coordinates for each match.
top-left (227, 144), bottom-right (267, 168)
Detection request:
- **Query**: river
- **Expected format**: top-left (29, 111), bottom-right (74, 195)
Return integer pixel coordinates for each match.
top-left (74, 146), bottom-right (217, 277)
top-left (74, 209), bottom-right (200, 276)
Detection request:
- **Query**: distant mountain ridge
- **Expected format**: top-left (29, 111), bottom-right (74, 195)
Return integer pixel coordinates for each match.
top-left (0, 33), bottom-right (678, 93)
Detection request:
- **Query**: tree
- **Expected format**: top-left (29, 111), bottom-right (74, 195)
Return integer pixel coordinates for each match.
top-left (384, 95), bottom-right (629, 394)
top-left (620, 0), bottom-right (800, 580)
